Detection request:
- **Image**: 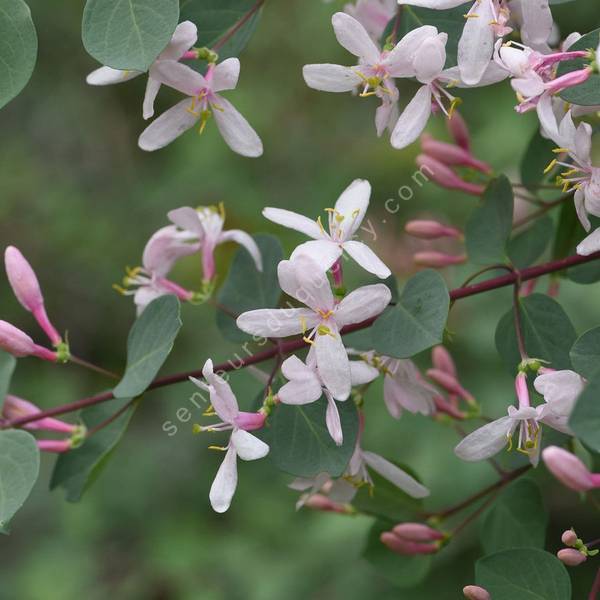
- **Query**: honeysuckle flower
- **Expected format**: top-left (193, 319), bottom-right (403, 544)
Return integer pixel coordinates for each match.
top-left (4, 246), bottom-right (62, 346)
top-left (116, 225), bottom-right (199, 314)
top-left (494, 41), bottom-right (591, 113)
top-left (0, 320), bottom-right (57, 362)
top-left (168, 205), bottom-right (262, 282)
top-left (191, 359), bottom-right (269, 513)
top-left (463, 586), bottom-right (491, 600)
top-left (138, 58), bottom-right (263, 157)
top-left (542, 446), bottom-right (600, 493)
top-left (277, 352), bottom-right (378, 445)
top-left (237, 256), bottom-right (391, 400)
top-left (86, 21), bottom-right (198, 120)
top-left (263, 179), bottom-right (391, 279)
top-left (534, 369), bottom-right (585, 433)
top-left (343, 0), bottom-right (397, 42)
top-left (2, 395), bottom-right (76, 433)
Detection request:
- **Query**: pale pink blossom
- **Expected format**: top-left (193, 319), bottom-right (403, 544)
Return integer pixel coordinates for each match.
top-left (542, 446), bottom-right (600, 493)
top-left (534, 369), bottom-right (585, 433)
top-left (557, 548), bottom-right (587, 567)
top-left (562, 529), bottom-right (578, 547)
top-left (343, 0), bottom-right (397, 42)
top-left (392, 522), bottom-right (445, 542)
top-left (191, 359), bottom-right (269, 513)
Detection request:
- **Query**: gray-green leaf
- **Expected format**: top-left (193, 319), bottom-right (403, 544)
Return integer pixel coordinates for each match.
top-left (569, 376), bottom-right (600, 453)
top-left (557, 29), bottom-right (600, 106)
top-left (0, 352), bottom-right (16, 412)
top-left (570, 327), bottom-right (600, 380)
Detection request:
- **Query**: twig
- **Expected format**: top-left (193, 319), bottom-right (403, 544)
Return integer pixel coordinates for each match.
top-left (69, 355), bottom-right (120, 380)
top-left (212, 0), bottom-right (265, 52)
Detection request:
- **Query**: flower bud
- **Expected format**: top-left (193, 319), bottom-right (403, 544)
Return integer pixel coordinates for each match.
top-left (380, 531), bottom-right (439, 555)
top-left (2, 395), bottom-right (76, 433)
top-left (4, 247), bottom-right (62, 346)
top-left (37, 439), bottom-right (72, 454)
top-left (0, 321), bottom-right (57, 362)
top-left (413, 251), bottom-right (467, 268)
top-left (417, 155), bottom-right (485, 196)
top-left (463, 585), bottom-right (491, 600)
top-left (447, 111), bottom-right (471, 151)
top-left (542, 446), bottom-right (597, 492)
top-left (561, 529), bottom-right (578, 547)
top-left (557, 548), bottom-right (587, 567)
top-left (392, 523), bottom-right (444, 542)
top-left (515, 372), bottom-right (530, 409)
top-left (427, 368), bottom-right (475, 403)
top-left (234, 411), bottom-right (266, 432)
top-left (304, 494), bottom-right (352, 514)
top-left (405, 220), bottom-right (462, 240)
top-left (546, 67), bottom-right (592, 95)
top-left (432, 346), bottom-right (457, 378)
top-left (421, 135), bottom-right (491, 173)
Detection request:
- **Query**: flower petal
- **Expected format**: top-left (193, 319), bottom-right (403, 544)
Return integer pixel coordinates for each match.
top-left (236, 308), bottom-right (319, 337)
top-left (168, 207), bottom-right (204, 236)
top-left (219, 229), bottom-right (262, 271)
top-left (331, 12), bottom-right (380, 64)
top-left (142, 225), bottom-right (200, 275)
top-left (290, 240), bottom-right (343, 272)
top-left (212, 58), bottom-right (240, 92)
top-left (86, 66), bottom-right (141, 85)
top-left (138, 98), bottom-right (199, 151)
top-left (303, 64), bottom-right (362, 92)
top-left (454, 416), bottom-right (514, 461)
top-left (520, 0), bottom-right (553, 48)
top-left (457, 0), bottom-right (495, 85)
top-left (397, 0), bottom-right (468, 6)
top-left (343, 240), bottom-right (391, 278)
top-left (209, 446), bottom-right (238, 513)
top-left (350, 360), bottom-right (379, 385)
top-left (335, 283), bottom-right (391, 327)
top-left (325, 391), bottom-right (344, 446)
top-left (161, 21), bottom-right (198, 60)
top-left (281, 355), bottom-right (318, 381)
top-left (577, 228), bottom-right (600, 256)
top-left (212, 96), bottom-right (263, 158)
top-left (334, 179), bottom-right (371, 238)
top-left (231, 429), bottom-right (269, 461)
top-left (390, 85), bottom-right (432, 150)
top-left (202, 358), bottom-right (239, 422)
top-left (315, 328), bottom-right (351, 401)
top-left (386, 26), bottom-right (440, 78)
top-left (278, 256), bottom-right (335, 312)
top-left (142, 77), bottom-right (162, 120)
top-left (151, 60), bottom-right (207, 96)
top-left (362, 450), bottom-right (430, 498)
top-left (279, 379), bottom-right (323, 405)
top-left (262, 207), bottom-right (323, 240)
top-left (413, 33), bottom-right (447, 84)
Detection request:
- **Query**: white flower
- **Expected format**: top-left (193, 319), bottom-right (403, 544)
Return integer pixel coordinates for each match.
top-left (138, 58), bottom-right (263, 157)
top-left (278, 353), bottom-right (378, 445)
top-left (191, 359), bottom-right (269, 513)
top-left (343, 0), bottom-right (397, 42)
top-left (382, 358), bottom-right (437, 418)
top-left (168, 205), bottom-right (262, 281)
top-left (236, 255), bottom-right (392, 400)
top-left (263, 179), bottom-right (391, 278)
top-left (87, 21), bottom-right (198, 120)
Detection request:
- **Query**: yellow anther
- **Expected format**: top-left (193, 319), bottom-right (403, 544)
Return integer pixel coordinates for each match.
top-left (448, 97), bottom-right (462, 119)
top-left (335, 212), bottom-right (345, 223)
top-left (464, 13), bottom-right (480, 19)
top-left (192, 424), bottom-right (202, 434)
top-left (553, 147), bottom-right (569, 154)
top-left (317, 215), bottom-right (326, 235)
top-left (317, 324), bottom-right (335, 337)
top-left (112, 284), bottom-right (128, 295)
top-left (218, 201), bottom-right (226, 220)
top-left (317, 309), bottom-right (334, 319)
top-left (543, 159), bottom-right (558, 174)
top-left (324, 207), bottom-right (336, 213)
top-left (303, 336), bottom-right (315, 346)
top-left (506, 434), bottom-right (513, 452)
top-left (561, 168), bottom-right (579, 177)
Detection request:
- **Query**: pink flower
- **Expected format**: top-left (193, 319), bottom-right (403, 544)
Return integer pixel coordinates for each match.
top-left (380, 531), bottom-right (439, 555)
top-left (37, 439), bottom-right (72, 454)
top-left (2, 395), bottom-right (76, 433)
top-left (4, 246), bottom-right (62, 346)
top-left (463, 586), bottom-right (491, 600)
top-left (416, 154), bottom-right (486, 196)
top-left (392, 523), bottom-right (445, 542)
top-left (413, 251), bottom-right (467, 268)
top-left (405, 219), bottom-right (462, 240)
top-left (0, 320), bottom-right (57, 362)
top-left (420, 133), bottom-right (492, 173)
top-left (542, 446), bottom-right (600, 492)
top-left (557, 548), bottom-right (587, 567)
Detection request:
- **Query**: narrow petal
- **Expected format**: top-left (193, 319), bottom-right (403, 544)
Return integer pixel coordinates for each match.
top-left (386, 26), bottom-right (440, 77)
top-left (151, 60), bottom-right (207, 96)
top-left (212, 58), bottom-right (240, 92)
top-left (363, 451), bottom-right (430, 498)
top-left (397, 0), bottom-right (468, 7)
top-left (277, 256), bottom-right (334, 311)
top-left (142, 225), bottom-right (200, 275)
top-left (138, 99), bottom-right (198, 152)
top-left (281, 355), bottom-right (318, 381)
top-left (202, 359), bottom-right (239, 422)
top-left (331, 12), bottom-right (380, 64)
top-left (219, 229), bottom-right (263, 271)
top-left (303, 64), bottom-right (362, 92)
top-left (290, 240), bottom-right (343, 272)
top-left (334, 179), bottom-right (371, 238)
top-left (577, 228), bottom-right (600, 256)
top-left (262, 207), bottom-right (323, 240)
top-left (161, 21), bottom-right (198, 60)
top-left (168, 207), bottom-right (204, 236)
top-left (236, 308), bottom-right (319, 337)
top-left (315, 328), bottom-right (352, 401)
top-left (335, 283), bottom-right (391, 327)
top-left (454, 416), bottom-right (514, 461)
top-left (390, 85), bottom-right (432, 150)
top-left (209, 446), bottom-right (238, 513)
top-left (143, 77), bottom-right (162, 120)
top-left (231, 429), bottom-right (269, 460)
top-left (350, 361), bottom-right (379, 385)
top-left (521, 0), bottom-right (553, 48)
top-left (343, 240), bottom-right (391, 278)
top-left (457, 0), bottom-right (495, 85)
top-left (278, 379), bottom-right (323, 405)
top-left (413, 34), bottom-right (447, 84)
top-left (212, 96), bottom-right (263, 158)
top-left (325, 392), bottom-right (344, 446)
top-left (86, 66), bottom-right (140, 85)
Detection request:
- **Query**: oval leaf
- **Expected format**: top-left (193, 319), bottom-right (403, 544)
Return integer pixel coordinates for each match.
top-left (0, 0), bottom-right (37, 109)
top-left (113, 295), bottom-right (182, 398)
top-left (82, 0), bottom-right (180, 71)
top-left (570, 327), bottom-right (600, 380)
top-left (0, 351), bottom-right (16, 411)
top-left (569, 376), bottom-right (600, 453)
top-left (372, 270), bottom-right (449, 359)
top-left (0, 430), bottom-right (39, 529)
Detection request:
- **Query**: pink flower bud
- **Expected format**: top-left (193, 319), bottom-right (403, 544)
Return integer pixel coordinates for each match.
top-left (463, 586), bottom-right (491, 600)
top-left (515, 372), bottom-right (530, 409)
top-left (234, 411), bottom-right (266, 432)
top-left (561, 529), bottom-right (578, 547)
top-left (4, 247), bottom-right (62, 346)
top-left (0, 321), bottom-right (57, 362)
top-left (417, 155), bottom-right (485, 196)
top-left (421, 135), bottom-right (491, 174)
top-left (405, 220), bottom-right (462, 240)
top-left (37, 439), bottom-right (72, 454)
top-left (557, 548), bottom-right (587, 567)
top-left (427, 368), bottom-right (475, 403)
top-left (2, 395), bottom-right (76, 433)
top-left (546, 67), bottom-right (592, 95)
top-left (392, 523), bottom-right (444, 542)
top-left (432, 346), bottom-right (457, 378)
top-left (304, 494), bottom-right (351, 514)
top-left (413, 251), bottom-right (467, 268)
top-left (542, 446), bottom-right (597, 492)
top-left (380, 531), bottom-right (438, 555)
top-left (447, 112), bottom-right (471, 151)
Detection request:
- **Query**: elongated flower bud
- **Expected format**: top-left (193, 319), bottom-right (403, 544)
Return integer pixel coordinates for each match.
top-left (304, 494), bottom-right (353, 514)
top-left (392, 523), bottom-right (444, 542)
top-left (0, 321), bottom-right (57, 361)
top-left (447, 112), bottom-right (471, 151)
top-left (421, 135), bottom-right (491, 173)
top-left (463, 586), bottom-right (491, 600)
top-left (413, 251), bottom-right (467, 268)
top-left (557, 548), bottom-right (587, 567)
top-left (515, 372), bottom-right (530, 409)
top-left (546, 67), bottom-right (592, 95)
top-left (4, 246), bottom-right (62, 346)
top-left (2, 395), bottom-right (75, 433)
top-left (37, 439), bottom-right (72, 454)
top-left (561, 529), bottom-right (578, 547)
top-left (542, 446), bottom-right (600, 492)
top-left (405, 220), bottom-right (462, 240)
top-left (417, 155), bottom-right (485, 196)
top-left (234, 411), bottom-right (266, 432)
top-left (432, 346), bottom-right (457, 378)
top-left (427, 369), bottom-right (475, 404)
top-left (380, 531), bottom-right (438, 555)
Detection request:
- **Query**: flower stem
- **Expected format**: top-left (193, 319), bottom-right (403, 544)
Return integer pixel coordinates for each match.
top-left (212, 0), bottom-right (266, 52)
top-left (69, 355), bottom-right (120, 380)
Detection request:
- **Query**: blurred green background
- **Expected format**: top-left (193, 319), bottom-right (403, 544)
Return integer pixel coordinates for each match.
top-left (2, 1), bottom-right (600, 598)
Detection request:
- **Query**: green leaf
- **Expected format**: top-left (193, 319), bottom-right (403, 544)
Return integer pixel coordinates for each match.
top-left (466, 176), bottom-right (514, 265)
top-left (270, 397), bottom-right (359, 478)
top-left (0, 430), bottom-right (39, 529)
top-left (557, 28), bottom-right (599, 106)
top-left (51, 397), bottom-right (137, 502)
top-left (480, 479), bottom-right (548, 554)
top-left (363, 519), bottom-right (432, 588)
top-left (82, 0), bottom-right (180, 71)
top-left (0, 352), bottom-right (16, 411)
top-left (216, 234), bottom-right (283, 343)
top-left (495, 294), bottom-right (577, 372)
top-left (570, 327), bottom-right (600, 380)
top-left (569, 375), bottom-right (600, 453)
top-left (508, 217), bottom-right (553, 269)
top-left (0, 0), bottom-right (37, 110)
top-left (476, 549), bottom-right (571, 600)
top-left (372, 270), bottom-right (449, 359)
top-left (552, 201), bottom-right (581, 263)
top-left (567, 259), bottom-right (600, 284)
top-left (180, 0), bottom-right (262, 59)
top-left (113, 295), bottom-right (182, 399)
top-left (520, 128), bottom-right (558, 192)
